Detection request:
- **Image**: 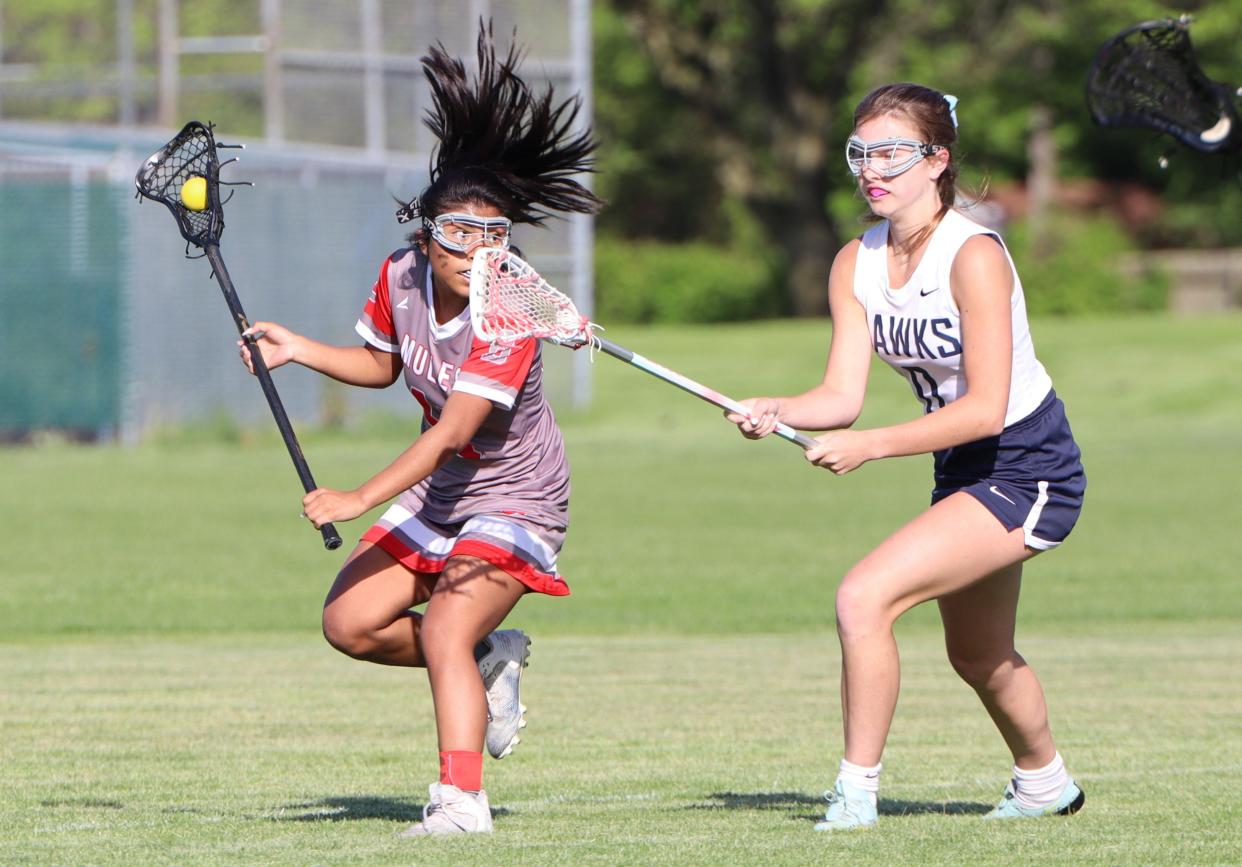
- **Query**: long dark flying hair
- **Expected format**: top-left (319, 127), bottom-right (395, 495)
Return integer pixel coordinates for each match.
top-left (404, 23), bottom-right (603, 240)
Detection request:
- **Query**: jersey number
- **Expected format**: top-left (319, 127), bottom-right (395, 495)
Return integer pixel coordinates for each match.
top-left (905, 366), bottom-right (945, 414)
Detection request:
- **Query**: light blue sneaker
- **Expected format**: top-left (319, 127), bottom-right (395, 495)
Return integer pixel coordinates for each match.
top-left (813, 779), bottom-right (878, 831)
top-left (983, 778), bottom-right (1085, 820)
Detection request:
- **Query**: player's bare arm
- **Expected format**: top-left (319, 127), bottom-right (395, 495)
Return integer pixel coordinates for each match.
top-left (240, 322), bottom-right (401, 387)
top-left (730, 239), bottom-right (871, 439)
top-left (300, 391), bottom-right (493, 528)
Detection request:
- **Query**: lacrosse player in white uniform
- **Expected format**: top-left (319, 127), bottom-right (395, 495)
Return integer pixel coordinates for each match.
top-left (729, 83), bottom-right (1087, 831)
top-left (239, 28), bottom-right (602, 836)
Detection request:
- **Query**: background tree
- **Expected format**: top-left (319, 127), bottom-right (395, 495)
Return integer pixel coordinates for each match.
top-left (600, 0), bottom-right (897, 315)
top-left (9, 1), bottom-right (1242, 316)
top-left (595, 0), bottom-right (1242, 315)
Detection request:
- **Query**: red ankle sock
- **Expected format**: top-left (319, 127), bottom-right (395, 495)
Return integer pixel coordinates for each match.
top-left (439, 750), bottom-right (483, 792)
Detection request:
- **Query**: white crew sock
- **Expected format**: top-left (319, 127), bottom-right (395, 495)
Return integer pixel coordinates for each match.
top-left (837, 758), bottom-right (881, 807)
top-left (1012, 751), bottom-right (1070, 809)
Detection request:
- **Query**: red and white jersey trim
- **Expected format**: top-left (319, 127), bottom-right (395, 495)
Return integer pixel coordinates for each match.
top-left (356, 318), bottom-right (399, 353)
top-left (453, 379), bottom-right (518, 407)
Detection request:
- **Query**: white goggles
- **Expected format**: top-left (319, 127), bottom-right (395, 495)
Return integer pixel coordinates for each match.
top-left (430, 213), bottom-right (513, 253)
top-left (845, 136), bottom-right (942, 178)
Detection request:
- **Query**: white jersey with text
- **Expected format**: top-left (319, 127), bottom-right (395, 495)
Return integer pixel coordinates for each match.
top-left (851, 208), bottom-right (1052, 426)
top-left (354, 247), bottom-right (569, 530)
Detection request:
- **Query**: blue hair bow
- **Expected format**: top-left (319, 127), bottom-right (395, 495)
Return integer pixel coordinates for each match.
top-left (944, 94), bottom-right (959, 129)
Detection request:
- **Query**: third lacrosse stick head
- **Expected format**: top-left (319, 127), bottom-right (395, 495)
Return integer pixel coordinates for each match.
top-left (1085, 17), bottom-right (1240, 154)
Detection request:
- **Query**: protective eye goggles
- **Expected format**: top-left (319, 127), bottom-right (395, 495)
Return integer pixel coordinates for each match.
top-left (429, 213), bottom-right (513, 253)
top-left (845, 136), bottom-right (943, 178)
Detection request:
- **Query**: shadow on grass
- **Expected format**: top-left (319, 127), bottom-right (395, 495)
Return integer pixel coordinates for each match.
top-left (271, 795), bottom-right (510, 823)
top-left (689, 791), bottom-right (989, 822)
top-left (880, 799), bottom-right (990, 817)
top-left (687, 791), bottom-right (825, 822)
top-left (272, 796), bottom-right (418, 823)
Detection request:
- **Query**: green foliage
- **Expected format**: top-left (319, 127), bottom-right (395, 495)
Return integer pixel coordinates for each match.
top-left (601, 0), bottom-right (889, 312)
top-left (15, 1), bottom-right (1242, 310)
top-left (0, 0), bottom-right (262, 128)
top-left (1005, 213), bottom-right (1168, 316)
top-left (883, 0), bottom-right (1242, 249)
top-left (1147, 168), bottom-right (1242, 248)
top-left (595, 0), bottom-right (1242, 302)
top-left (591, 5), bottom-right (726, 243)
top-left (594, 238), bottom-right (783, 323)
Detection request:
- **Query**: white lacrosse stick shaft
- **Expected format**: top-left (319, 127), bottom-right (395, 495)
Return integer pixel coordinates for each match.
top-left (469, 248), bottom-right (815, 450)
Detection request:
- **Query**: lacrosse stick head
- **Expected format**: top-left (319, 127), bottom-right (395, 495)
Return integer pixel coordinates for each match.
top-left (1086, 16), bottom-right (1240, 153)
top-left (469, 248), bottom-right (593, 346)
top-left (135, 121), bottom-right (231, 247)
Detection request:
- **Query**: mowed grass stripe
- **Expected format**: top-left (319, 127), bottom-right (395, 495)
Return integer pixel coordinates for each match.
top-left (2, 628), bottom-right (1239, 865)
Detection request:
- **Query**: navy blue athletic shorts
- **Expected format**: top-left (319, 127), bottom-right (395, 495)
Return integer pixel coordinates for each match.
top-left (931, 390), bottom-right (1086, 550)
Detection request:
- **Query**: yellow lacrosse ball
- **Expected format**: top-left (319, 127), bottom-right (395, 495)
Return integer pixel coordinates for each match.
top-left (180, 175), bottom-right (208, 211)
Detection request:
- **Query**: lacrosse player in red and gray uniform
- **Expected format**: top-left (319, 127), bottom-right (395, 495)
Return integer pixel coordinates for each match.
top-left (239, 27), bottom-right (602, 836)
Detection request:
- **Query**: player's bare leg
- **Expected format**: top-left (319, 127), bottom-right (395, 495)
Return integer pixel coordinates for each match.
top-left (819, 493), bottom-right (1038, 830)
top-left (834, 492), bottom-right (1035, 767)
top-left (419, 555), bottom-right (527, 752)
top-left (321, 541), bottom-right (437, 666)
top-left (938, 562), bottom-right (1056, 768)
top-left (403, 556), bottom-right (522, 834)
top-left (938, 557), bottom-right (1085, 819)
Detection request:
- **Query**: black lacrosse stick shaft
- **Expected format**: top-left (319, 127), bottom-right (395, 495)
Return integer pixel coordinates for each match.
top-left (136, 121), bottom-right (342, 551)
top-left (204, 245), bottom-right (342, 550)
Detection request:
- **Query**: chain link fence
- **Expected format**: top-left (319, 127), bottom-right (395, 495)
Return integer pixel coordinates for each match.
top-left (0, 0), bottom-right (592, 441)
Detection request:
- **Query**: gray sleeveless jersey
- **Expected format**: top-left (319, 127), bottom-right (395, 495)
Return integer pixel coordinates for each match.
top-left (355, 247), bottom-right (570, 531)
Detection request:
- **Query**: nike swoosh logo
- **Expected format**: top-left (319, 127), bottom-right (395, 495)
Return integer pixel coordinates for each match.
top-left (919, 287), bottom-right (940, 297)
top-left (989, 485), bottom-right (1016, 505)
top-left (396, 297), bottom-right (409, 310)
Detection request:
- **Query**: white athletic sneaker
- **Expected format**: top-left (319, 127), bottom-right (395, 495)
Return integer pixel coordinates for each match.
top-left (399, 783), bottom-right (494, 836)
top-left (477, 629), bottom-right (531, 759)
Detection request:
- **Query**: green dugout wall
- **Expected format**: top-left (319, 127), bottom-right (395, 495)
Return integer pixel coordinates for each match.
top-left (0, 169), bottom-right (124, 439)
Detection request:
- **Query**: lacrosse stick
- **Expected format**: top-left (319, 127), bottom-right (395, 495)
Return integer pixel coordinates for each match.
top-left (1085, 15), bottom-right (1241, 156)
top-left (135, 121), bottom-right (342, 550)
top-left (469, 248), bottom-right (816, 450)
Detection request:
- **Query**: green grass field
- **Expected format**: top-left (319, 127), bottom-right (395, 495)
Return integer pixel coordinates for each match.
top-left (3, 313), bottom-right (1241, 864)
